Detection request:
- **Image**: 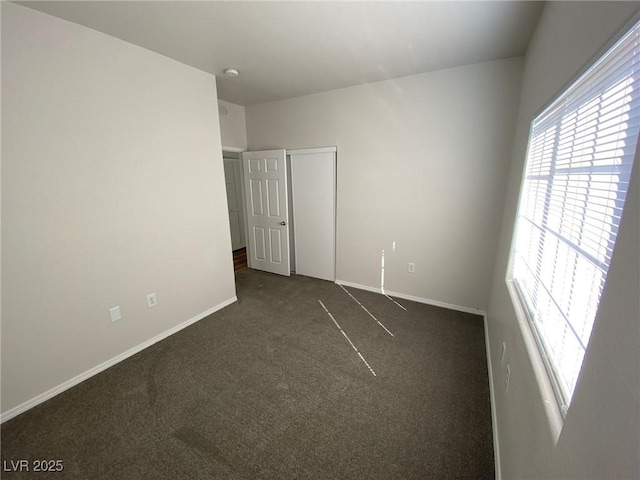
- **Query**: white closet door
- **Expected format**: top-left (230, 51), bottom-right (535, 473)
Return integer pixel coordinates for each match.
top-left (290, 148), bottom-right (336, 281)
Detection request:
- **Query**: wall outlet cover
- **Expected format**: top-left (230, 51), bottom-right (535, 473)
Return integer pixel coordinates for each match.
top-left (109, 306), bottom-right (122, 322)
top-left (146, 293), bottom-right (157, 308)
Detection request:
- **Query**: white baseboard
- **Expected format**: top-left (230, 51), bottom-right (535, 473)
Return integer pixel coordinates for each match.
top-left (334, 279), bottom-right (485, 316)
top-left (0, 296), bottom-right (237, 424)
top-left (483, 314), bottom-right (502, 480)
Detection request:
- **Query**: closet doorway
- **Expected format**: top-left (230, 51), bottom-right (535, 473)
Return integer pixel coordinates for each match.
top-left (241, 147), bottom-right (336, 282)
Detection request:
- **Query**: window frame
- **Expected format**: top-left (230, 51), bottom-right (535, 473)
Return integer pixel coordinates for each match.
top-left (506, 13), bottom-right (640, 421)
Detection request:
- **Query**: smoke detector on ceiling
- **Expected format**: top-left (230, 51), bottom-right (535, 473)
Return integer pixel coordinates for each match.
top-left (224, 68), bottom-right (239, 78)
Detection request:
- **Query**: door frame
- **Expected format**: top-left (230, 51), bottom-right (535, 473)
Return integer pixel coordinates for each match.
top-left (223, 155), bottom-right (247, 251)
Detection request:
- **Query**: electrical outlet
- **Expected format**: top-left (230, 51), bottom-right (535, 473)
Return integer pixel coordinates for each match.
top-left (408, 262), bottom-right (416, 273)
top-left (501, 342), bottom-right (507, 365)
top-left (109, 306), bottom-right (122, 322)
top-left (505, 365), bottom-right (511, 391)
top-left (146, 293), bottom-right (157, 309)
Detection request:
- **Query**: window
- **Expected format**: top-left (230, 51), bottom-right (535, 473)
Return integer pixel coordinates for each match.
top-left (508, 19), bottom-right (640, 414)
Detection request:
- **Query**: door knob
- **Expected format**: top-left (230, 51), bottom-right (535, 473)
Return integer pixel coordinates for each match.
top-left (280, 221), bottom-right (286, 226)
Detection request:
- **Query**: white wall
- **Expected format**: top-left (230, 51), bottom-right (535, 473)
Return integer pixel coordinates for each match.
top-left (486, 2), bottom-right (640, 478)
top-left (218, 99), bottom-right (247, 151)
top-left (246, 59), bottom-right (523, 311)
top-left (1, 3), bottom-right (236, 417)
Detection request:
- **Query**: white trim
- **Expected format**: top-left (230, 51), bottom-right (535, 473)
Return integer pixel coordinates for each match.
top-left (334, 279), bottom-right (485, 316)
top-left (0, 296), bottom-right (237, 423)
top-left (506, 280), bottom-right (563, 442)
top-left (483, 314), bottom-right (502, 480)
top-left (287, 146), bottom-right (337, 155)
top-left (222, 146), bottom-right (244, 153)
top-left (291, 152), bottom-right (299, 275)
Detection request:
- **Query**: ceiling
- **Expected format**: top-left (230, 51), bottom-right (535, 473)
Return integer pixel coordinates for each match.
top-left (17, 1), bottom-right (545, 106)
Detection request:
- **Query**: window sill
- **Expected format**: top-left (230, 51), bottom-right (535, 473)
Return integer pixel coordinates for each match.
top-left (505, 278), bottom-right (564, 445)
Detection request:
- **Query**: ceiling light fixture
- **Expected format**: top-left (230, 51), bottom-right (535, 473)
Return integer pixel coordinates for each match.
top-left (224, 68), bottom-right (239, 78)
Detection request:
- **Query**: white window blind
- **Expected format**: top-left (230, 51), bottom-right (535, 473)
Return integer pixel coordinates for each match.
top-left (510, 19), bottom-right (640, 413)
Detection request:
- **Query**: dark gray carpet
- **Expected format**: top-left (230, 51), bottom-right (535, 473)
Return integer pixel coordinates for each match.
top-left (1, 269), bottom-right (494, 479)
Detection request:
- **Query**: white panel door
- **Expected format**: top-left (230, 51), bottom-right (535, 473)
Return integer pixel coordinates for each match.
top-left (242, 149), bottom-right (290, 276)
top-left (290, 148), bottom-right (336, 281)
